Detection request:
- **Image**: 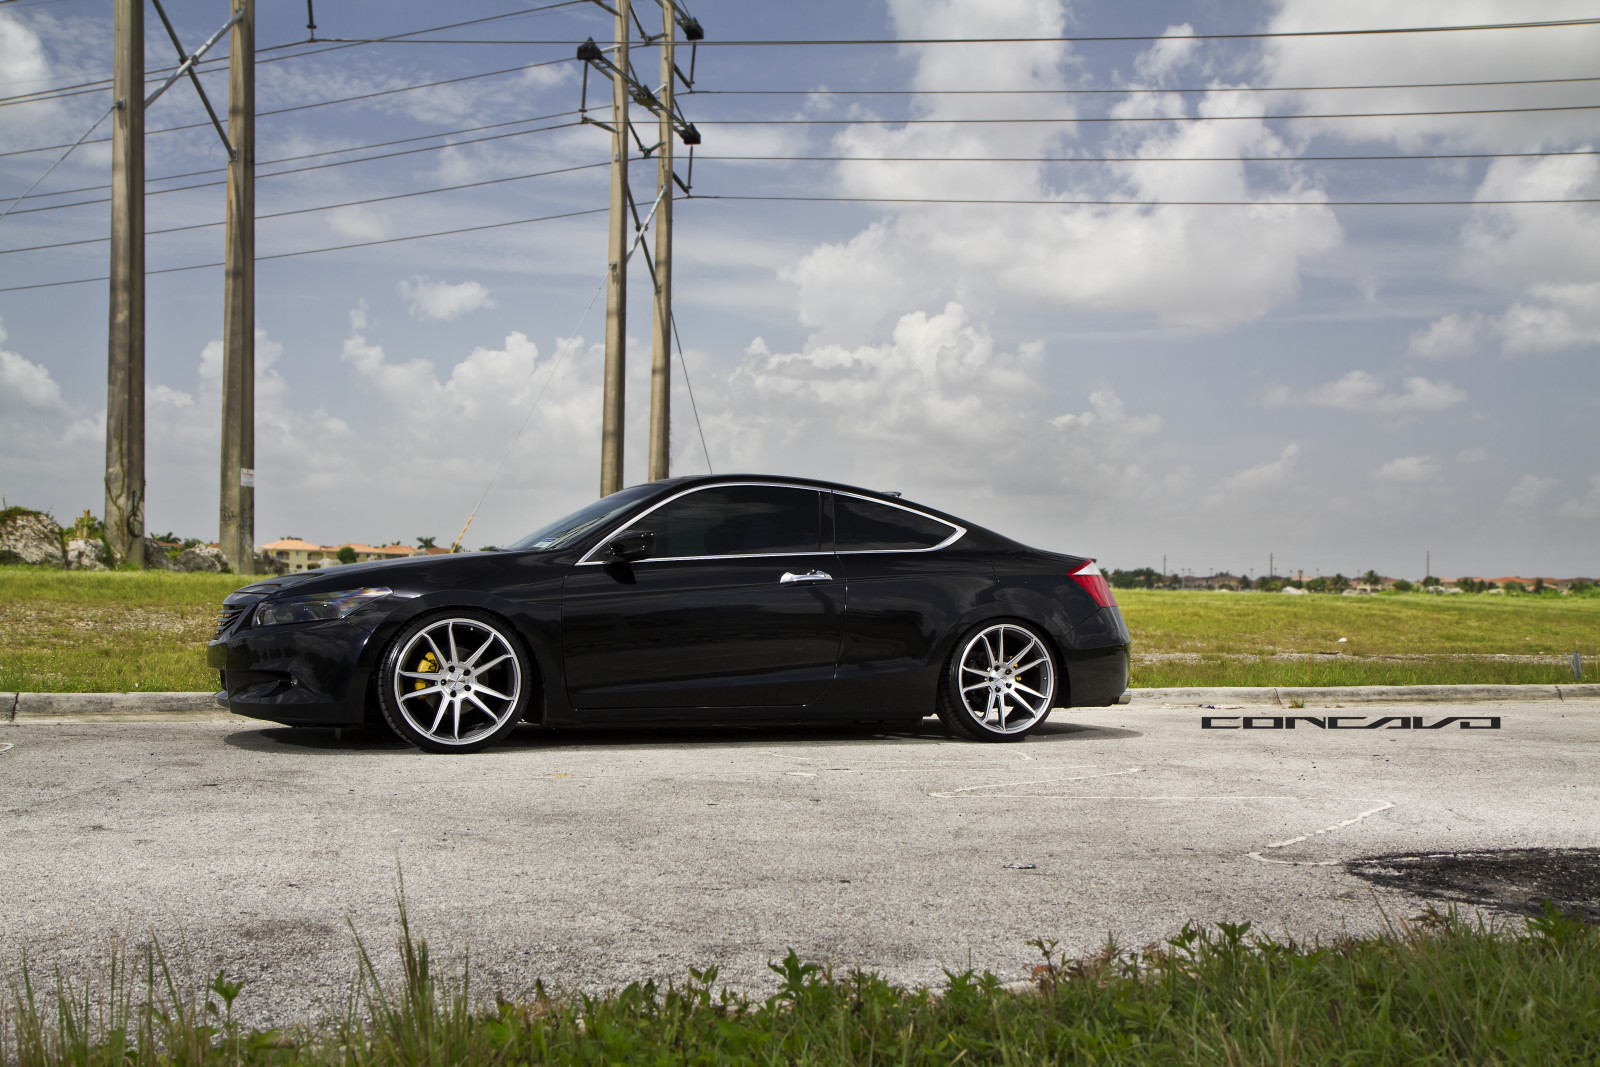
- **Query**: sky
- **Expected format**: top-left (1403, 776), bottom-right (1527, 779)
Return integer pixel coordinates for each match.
top-left (0, 0), bottom-right (1596, 579)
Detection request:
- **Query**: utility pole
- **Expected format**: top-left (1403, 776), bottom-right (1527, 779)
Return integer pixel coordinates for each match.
top-left (105, 0), bottom-right (145, 568)
top-left (218, 0), bottom-right (256, 573)
top-left (598, 0), bottom-right (631, 497)
top-left (1269, 552), bottom-right (1273, 579)
top-left (646, 0), bottom-right (675, 482)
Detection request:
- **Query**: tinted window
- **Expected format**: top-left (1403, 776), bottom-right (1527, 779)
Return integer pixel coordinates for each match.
top-left (834, 494), bottom-right (956, 551)
top-left (629, 485), bottom-right (821, 558)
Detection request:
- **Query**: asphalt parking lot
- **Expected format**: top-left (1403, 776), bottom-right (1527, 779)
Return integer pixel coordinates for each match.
top-left (3, 700), bottom-right (1596, 1024)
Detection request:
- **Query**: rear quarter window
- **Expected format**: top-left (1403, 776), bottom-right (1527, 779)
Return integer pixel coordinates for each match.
top-left (834, 494), bottom-right (959, 551)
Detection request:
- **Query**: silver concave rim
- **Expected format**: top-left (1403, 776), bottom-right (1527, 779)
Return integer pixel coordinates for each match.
top-left (394, 618), bottom-right (521, 746)
top-left (957, 624), bottom-right (1054, 734)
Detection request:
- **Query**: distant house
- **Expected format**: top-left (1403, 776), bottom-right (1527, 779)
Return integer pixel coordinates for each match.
top-left (259, 538), bottom-right (329, 571)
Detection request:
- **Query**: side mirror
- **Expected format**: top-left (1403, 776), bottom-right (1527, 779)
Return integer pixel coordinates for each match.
top-left (605, 530), bottom-right (655, 562)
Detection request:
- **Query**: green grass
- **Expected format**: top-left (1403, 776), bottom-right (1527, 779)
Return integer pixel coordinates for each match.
top-left (4, 904), bottom-right (1598, 1065)
top-left (0, 569), bottom-right (254, 693)
top-left (1, 569), bottom-right (1597, 693)
top-left (1117, 589), bottom-right (1600, 689)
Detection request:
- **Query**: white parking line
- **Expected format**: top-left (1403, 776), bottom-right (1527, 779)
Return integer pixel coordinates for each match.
top-left (1246, 801), bottom-right (1396, 867)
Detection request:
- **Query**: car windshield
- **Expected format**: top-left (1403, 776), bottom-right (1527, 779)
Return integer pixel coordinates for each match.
top-left (504, 484), bottom-right (660, 552)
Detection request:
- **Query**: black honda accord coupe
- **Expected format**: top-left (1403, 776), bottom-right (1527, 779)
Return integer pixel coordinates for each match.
top-left (209, 475), bottom-right (1129, 752)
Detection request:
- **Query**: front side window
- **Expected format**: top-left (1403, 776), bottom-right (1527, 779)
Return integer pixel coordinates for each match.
top-left (627, 485), bottom-right (822, 559)
top-left (834, 493), bottom-right (958, 552)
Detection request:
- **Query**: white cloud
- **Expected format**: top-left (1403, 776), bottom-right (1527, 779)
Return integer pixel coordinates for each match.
top-left (1558, 475), bottom-right (1600, 518)
top-left (1216, 443), bottom-right (1300, 495)
top-left (1260, 1), bottom-right (1600, 151)
top-left (703, 303), bottom-right (1161, 516)
top-left (1458, 447), bottom-right (1488, 463)
top-left (1261, 370), bottom-right (1467, 412)
top-left (1373, 455), bottom-right (1440, 484)
top-left (1133, 24), bottom-right (1199, 83)
top-left (398, 277), bottom-right (496, 322)
top-left (1492, 283), bottom-right (1600, 354)
top-left (1506, 474), bottom-right (1558, 509)
top-left (0, 12), bottom-right (49, 90)
top-left (0, 335), bottom-right (66, 411)
top-left (782, 0), bottom-right (1342, 338)
top-left (1407, 313), bottom-right (1483, 359)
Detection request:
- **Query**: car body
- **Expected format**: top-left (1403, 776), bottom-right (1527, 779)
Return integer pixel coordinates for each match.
top-left (209, 475), bottom-right (1129, 749)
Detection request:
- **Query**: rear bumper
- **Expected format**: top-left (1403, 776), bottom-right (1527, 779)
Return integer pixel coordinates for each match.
top-left (1059, 605), bottom-right (1130, 707)
top-left (1060, 643), bottom-right (1130, 707)
top-left (207, 617), bottom-right (378, 726)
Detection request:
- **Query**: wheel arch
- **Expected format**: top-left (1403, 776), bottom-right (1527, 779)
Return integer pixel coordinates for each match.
top-left (366, 596), bottom-right (555, 727)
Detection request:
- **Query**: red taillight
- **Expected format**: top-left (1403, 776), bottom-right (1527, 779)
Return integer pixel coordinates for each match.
top-left (1069, 561), bottom-right (1116, 608)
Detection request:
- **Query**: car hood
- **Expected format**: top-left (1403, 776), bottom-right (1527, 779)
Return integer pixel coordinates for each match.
top-left (237, 551), bottom-right (567, 600)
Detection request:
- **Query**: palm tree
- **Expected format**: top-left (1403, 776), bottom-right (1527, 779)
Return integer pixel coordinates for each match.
top-left (416, 536), bottom-right (437, 550)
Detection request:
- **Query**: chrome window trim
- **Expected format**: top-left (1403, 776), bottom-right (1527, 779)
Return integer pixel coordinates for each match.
top-left (575, 481), bottom-right (828, 566)
top-left (830, 490), bottom-right (966, 554)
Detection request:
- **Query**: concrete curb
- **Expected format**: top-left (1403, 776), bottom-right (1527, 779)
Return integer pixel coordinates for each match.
top-left (3, 691), bottom-right (231, 723)
top-left (4, 684), bottom-right (1597, 724)
top-left (1124, 683), bottom-right (1600, 706)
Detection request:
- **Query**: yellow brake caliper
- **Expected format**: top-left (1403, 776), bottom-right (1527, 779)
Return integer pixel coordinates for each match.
top-left (415, 651), bottom-right (438, 692)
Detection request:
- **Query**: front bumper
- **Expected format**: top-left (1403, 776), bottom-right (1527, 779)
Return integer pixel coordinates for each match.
top-left (208, 615), bottom-right (381, 726)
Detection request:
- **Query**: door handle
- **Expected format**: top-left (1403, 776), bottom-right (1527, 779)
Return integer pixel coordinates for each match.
top-left (780, 569), bottom-right (832, 583)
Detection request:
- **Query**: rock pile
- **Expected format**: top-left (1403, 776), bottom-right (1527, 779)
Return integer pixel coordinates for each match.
top-left (175, 544), bottom-right (228, 572)
top-left (66, 538), bottom-right (109, 570)
top-left (143, 540), bottom-right (176, 570)
top-left (0, 508), bottom-right (66, 566)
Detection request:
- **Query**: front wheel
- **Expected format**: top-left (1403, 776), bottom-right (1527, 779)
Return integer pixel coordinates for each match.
top-left (936, 621), bottom-right (1057, 741)
top-left (377, 610), bottom-right (530, 753)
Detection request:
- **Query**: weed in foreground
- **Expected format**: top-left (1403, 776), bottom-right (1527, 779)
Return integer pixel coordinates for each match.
top-left (2, 901), bottom-right (1597, 1065)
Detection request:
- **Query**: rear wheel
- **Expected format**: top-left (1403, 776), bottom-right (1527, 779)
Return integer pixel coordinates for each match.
top-left (377, 610), bottom-right (529, 753)
top-left (936, 621), bottom-right (1056, 741)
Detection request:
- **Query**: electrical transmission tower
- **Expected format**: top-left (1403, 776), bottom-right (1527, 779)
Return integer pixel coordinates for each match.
top-left (105, 0), bottom-right (252, 570)
top-left (576, 0), bottom-right (702, 495)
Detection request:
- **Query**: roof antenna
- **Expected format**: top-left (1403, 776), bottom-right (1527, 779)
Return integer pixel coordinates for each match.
top-left (305, 0), bottom-right (317, 42)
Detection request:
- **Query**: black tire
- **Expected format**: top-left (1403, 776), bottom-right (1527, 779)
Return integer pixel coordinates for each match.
top-left (935, 620), bottom-right (1057, 742)
top-left (376, 609), bottom-right (532, 754)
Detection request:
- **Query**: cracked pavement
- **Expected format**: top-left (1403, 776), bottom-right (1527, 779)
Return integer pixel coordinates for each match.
top-left (2, 700), bottom-right (1595, 1024)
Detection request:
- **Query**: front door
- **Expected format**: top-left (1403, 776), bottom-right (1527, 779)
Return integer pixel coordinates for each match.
top-left (561, 484), bottom-right (843, 709)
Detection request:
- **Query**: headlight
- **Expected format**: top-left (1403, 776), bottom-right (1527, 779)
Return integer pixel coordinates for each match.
top-left (253, 587), bottom-right (392, 628)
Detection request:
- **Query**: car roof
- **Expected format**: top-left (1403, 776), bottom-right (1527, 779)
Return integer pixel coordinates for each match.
top-left (625, 473), bottom-right (1019, 545)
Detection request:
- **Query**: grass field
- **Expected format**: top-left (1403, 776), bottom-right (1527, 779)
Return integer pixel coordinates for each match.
top-left (0, 568), bottom-right (1596, 693)
top-left (4, 906), bottom-right (1597, 1065)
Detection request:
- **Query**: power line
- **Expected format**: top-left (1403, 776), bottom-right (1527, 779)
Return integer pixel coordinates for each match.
top-left (0, 160), bottom-right (608, 254)
top-left (0, 1), bottom-right (587, 106)
top-left (687, 75), bottom-right (1600, 96)
top-left (4, 112), bottom-right (583, 203)
top-left (0, 206), bottom-right (609, 293)
top-left (669, 310), bottom-right (711, 475)
top-left (0, 117), bottom-right (584, 216)
top-left (694, 103), bottom-right (1600, 126)
top-left (0, 102), bottom-right (113, 225)
top-left (330, 17), bottom-right (1600, 45)
top-left (692, 193), bottom-right (1600, 207)
top-left (0, 56), bottom-right (575, 157)
top-left (692, 149), bottom-right (1600, 164)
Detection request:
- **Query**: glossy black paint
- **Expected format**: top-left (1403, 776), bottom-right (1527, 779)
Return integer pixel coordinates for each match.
top-left (209, 474), bottom-right (1130, 730)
